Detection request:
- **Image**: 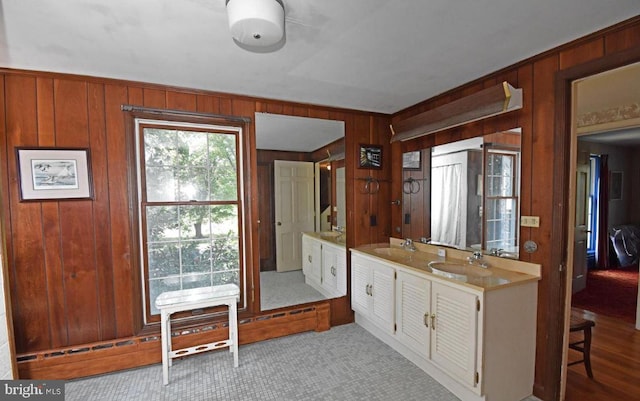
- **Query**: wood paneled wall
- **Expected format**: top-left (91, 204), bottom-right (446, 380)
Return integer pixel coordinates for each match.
top-left (390, 16), bottom-right (640, 401)
top-left (2, 14), bottom-right (639, 398)
top-left (0, 71), bottom-right (389, 360)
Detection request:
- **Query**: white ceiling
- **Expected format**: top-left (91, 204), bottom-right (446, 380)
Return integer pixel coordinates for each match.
top-left (1, 0), bottom-right (639, 115)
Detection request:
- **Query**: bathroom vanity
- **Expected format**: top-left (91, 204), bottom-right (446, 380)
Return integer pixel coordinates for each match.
top-left (302, 232), bottom-right (347, 299)
top-left (351, 239), bottom-right (540, 401)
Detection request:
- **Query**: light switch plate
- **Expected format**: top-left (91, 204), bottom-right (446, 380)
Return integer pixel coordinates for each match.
top-left (521, 216), bottom-right (540, 227)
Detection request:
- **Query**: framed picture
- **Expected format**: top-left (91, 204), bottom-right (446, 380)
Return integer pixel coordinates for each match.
top-left (16, 147), bottom-right (94, 201)
top-left (402, 151), bottom-right (421, 170)
top-left (359, 144), bottom-right (382, 169)
top-left (610, 171), bottom-right (623, 201)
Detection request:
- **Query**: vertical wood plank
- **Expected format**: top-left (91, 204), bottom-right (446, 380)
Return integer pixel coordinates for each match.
top-left (166, 91), bottom-right (197, 111)
top-left (127, 87), bottom-right (143, 106)
top-left (143, 88), bottom-right (166, 109)
top-left (36, 77), bottom-right (68, 348)
top-left (88, 82), bottom-right (117, 340)
top-left (105, 84), bottom-right (135, 337)
top-left (53, 79), bottom-right (100, 345)
top-left (531, 54), bottom-right (560, 401)
top-left (517, 64), bottom-right (534, 264)
top-left (196, 95), bottom-right (218, 114)
top-left (605, 24), bottom-right (640, 54)
top-left (559, 39), bottom-right (605, 70)
top-left (5, 75), bottom-right (50, 352)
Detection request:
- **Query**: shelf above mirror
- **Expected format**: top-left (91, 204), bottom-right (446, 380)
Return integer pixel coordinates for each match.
top-left (390, 82), bottom-right (523, 143)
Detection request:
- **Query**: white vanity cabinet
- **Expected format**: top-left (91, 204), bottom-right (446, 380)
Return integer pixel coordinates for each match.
top-left (302, 235), bottom-right (322, 284)
top-left (395, 268), bottom-right (479, 388)
top-left (352, 248), bottom-right (539, 401)
top-left (351, 253), bottom-right (395, 335)
top-left (321, 242), bottom-right (346, 297)
top-left (302, 233), bottom-right (346, 299)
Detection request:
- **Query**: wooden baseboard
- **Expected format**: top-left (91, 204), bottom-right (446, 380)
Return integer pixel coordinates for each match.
top-left (18, 302), bottom-right (331, 380)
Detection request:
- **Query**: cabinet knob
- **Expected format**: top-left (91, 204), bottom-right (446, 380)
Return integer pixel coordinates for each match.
top-left (430, 314), bottom-right (436, 330)
top-left (423, 312), bottom-right (430, 328)
top-left (277, 222), bottom-right (282, 226)
top-left (308, 255), bottom-right (312, 263)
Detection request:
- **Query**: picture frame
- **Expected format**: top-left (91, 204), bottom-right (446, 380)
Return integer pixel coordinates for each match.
top-left (610, 170), bottom-right (623, 201)
top-left (359, 144), bottom-right (382, 169)
top-left (402, 151), bottom-right (421, 170)
top-left (16, 147), bottom-right (94, 201)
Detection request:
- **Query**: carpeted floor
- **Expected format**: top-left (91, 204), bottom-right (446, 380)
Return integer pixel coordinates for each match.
top-left (572, 266), bottom-right (639, 323)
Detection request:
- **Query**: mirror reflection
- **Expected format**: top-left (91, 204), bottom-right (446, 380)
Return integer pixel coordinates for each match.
top-left (402, 129), bottom-right (521, 258)
top-left (255, 113), bottom-right (346, 311)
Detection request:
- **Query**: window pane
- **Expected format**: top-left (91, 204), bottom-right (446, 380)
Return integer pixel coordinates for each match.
top-left (147, 206), bottom-right (178, 241)
top-left (149, 277), bottom-right (181, 315)
top-left (144, 129), bottom-right (178, 166)
top-left (148, 242), bottom-right (180, 278)
top-left (209, 134), bottom-right (237, 201)
top-left (485, 198), bottom-right (517, 249)
top-left (146, 167), bottom-right (177, 202)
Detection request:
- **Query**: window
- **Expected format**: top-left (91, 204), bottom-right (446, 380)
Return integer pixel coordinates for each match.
top-left (135, 119), bottom-right (244, 323)
top-left (484, 150), bottom-right (519, 251)
top-left (587, 155), bottom-right (600, 253)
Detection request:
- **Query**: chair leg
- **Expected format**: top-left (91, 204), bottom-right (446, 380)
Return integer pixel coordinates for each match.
top-left (584, 326), bottom-right (594, 379)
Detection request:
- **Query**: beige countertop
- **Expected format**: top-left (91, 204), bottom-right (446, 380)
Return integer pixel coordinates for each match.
top-left (351, 242), bottom-right (541, 292)
top-left (303, 231), bottom-right (346, 247)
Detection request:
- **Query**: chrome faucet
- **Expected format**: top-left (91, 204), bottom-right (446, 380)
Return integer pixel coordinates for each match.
top-left (401, 238), bottom-right (417, 251)
top-left (467, 251), bottom-right (488, 268)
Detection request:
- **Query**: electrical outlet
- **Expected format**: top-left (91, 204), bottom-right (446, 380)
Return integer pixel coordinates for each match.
top-left (521, 216), bottom-right (540, 228)
top-left (437, 248), bottom-right (446, 258)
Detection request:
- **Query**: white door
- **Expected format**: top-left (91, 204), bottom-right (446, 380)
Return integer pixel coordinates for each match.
top-left (274, 160), bottom-right (315, 272)
top-left (572, 154), bottom-right (590, 293)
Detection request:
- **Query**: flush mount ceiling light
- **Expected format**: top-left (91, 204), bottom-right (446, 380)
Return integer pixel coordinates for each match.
top-left (226, 0), bottom-right (285, 48)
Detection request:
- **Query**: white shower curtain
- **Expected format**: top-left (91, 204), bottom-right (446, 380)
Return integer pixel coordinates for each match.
top-left (431, 163), bottom-right (462, 247)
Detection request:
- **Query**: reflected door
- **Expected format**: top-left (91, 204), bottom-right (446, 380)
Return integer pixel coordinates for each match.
top-left (274, 160), bottom-right (314, 272)
top-left (573, 153), bottom-right (590, 293)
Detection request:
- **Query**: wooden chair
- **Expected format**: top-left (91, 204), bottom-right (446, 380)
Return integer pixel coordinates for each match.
top-left (569, 308), bottom-right (596, 378)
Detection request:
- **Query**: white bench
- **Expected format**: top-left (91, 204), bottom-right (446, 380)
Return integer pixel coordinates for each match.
top-left (155, 284), bottom-right (240, 385)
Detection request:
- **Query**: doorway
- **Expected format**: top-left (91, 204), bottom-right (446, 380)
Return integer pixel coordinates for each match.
top-left (562, 59), bottom-right (640, 400)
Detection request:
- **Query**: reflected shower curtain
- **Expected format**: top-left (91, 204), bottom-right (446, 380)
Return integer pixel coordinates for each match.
top-left (431, 163), bottom-right (462, 246)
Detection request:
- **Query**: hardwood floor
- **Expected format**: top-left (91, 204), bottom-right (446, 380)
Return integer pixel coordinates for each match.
top-left (565, 309), bottom-right (640, 401)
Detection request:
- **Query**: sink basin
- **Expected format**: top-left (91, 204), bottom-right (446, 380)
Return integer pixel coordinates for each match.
top-left (428, 261), bottom-right (492, 277)
top-left (373, 247), bottom-right (412, 259)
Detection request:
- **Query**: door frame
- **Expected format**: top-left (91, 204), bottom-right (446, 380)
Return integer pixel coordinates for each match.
top-left (553, 46), bottom-right (640, 400)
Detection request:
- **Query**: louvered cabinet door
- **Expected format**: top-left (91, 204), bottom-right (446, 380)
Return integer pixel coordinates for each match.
top-left (351, 256), bottom-right (371, 316)
top-left (430, 282), bottom-right (479, 388)
top-left (396, 271), bottom-right (430, 359)
top-left (370, 262), bottom-right (396, 335)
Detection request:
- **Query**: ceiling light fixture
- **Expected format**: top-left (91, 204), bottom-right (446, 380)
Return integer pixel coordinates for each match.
top-left (226, 0), bottom-right (285, 48)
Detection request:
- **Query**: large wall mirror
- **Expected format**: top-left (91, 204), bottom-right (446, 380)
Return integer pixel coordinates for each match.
top-left (402, 128), bottom-right (522, 258)
top-left (255, 113), bottom-right (346, 311)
